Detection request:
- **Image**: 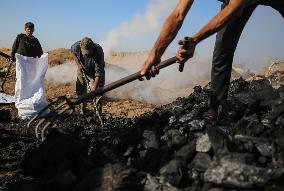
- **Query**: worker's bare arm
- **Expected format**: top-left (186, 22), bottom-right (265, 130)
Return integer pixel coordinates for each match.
top-left (192, 0), bottom-right (245, 44)
top-left (140, 0), bottom-right (194, 75)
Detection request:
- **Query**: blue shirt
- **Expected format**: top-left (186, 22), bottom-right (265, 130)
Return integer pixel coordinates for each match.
top-left (71, 41), bottom-right (105, 79)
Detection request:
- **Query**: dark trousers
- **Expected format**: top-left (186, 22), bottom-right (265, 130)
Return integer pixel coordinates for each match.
top-left (76, 69), bottom-right (103, 113)
top-left (76, 69), bottom-right (93, 97)
top-left (211, 1), bottom-right (284, 105)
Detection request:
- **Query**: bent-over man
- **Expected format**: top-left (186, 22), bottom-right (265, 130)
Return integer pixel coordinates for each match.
top-left (70, 37), bottom-right (105, 115)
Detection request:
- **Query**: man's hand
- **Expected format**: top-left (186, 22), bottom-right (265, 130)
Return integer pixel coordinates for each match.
top-left (176, 37), bottom-right (196, 64)
top-left (92, 76), bottom-right (100, 91)
top-left (140, 54), bottom-right (161, 79)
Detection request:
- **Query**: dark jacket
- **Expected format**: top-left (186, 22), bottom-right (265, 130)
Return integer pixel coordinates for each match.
top-left (11, 33), bottom-right (43, 61)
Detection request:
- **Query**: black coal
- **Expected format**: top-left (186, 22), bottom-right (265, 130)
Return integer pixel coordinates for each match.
top-left (1, 78), bottom-right (284, 191)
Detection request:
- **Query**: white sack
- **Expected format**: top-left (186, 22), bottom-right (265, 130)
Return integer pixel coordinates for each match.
top-left (15, 53), bottom-right (49, 119)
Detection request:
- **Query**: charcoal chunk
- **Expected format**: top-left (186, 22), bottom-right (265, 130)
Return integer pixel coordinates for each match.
top-left (144, 174), bottom-right (181, 191)
top-left (0, 109), bottom-right (12, 123)
top-left (204, 159), bottom-right (284, 188)
top-left (161, 129), bottom-right (186, 147)
top-left (159, 159), bottom-right (186, 187)
top-left (196, 133), bottom-right (212, 153)
top-left (142, 130), bottom-right (159, 149)
top-left (189, 153), bottom-right (212, 172)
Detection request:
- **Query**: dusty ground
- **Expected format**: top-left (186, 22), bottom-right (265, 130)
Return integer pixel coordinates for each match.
top-left (0, 48), bottom-right (153, 119)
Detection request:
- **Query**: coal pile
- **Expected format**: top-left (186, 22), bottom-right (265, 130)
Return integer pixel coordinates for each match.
top-left (0, 110), bottom-right (12, 123)
top-left (1, 78), bottom-right (284, 191)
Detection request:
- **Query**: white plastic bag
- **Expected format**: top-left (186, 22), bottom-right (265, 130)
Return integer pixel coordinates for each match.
top-left (15, 53), bottom-right (49, 119)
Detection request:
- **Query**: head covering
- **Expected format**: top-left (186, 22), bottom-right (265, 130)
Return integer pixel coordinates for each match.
top-left (80, 37), bottom-right (95, 55)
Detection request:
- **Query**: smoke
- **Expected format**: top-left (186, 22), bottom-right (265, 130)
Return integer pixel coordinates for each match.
top-left (105, 52), bottom-right (211, 105)
top-left (45, 52), bottom-right (211, 105)
top-left (97, 0), bottom-right (210, 104)
top-left (100, 0), bottom-right (178, 57)
top-left (45, 0), bottom-right (212, 105)
top-left (46, 60), bottom-right (77, 83)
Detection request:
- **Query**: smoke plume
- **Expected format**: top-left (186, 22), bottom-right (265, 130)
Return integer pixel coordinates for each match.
top-left (46, 61), bottom-right (77, 83)
top-left (45, 0), bottom-right (213, 105)
top-left (100, 0), bottom-right (178, 57)
top-left (105, 52), bottom-right (211, 105)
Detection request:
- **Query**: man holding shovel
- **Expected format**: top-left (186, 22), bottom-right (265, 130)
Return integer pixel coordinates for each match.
top-left (71, 37), bottom-right (105, 115)
top-left (140, 0), bottom-right (284, 121)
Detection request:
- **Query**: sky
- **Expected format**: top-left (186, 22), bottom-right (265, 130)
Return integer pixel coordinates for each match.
top-left (0, 0), bottom-right (283, 69)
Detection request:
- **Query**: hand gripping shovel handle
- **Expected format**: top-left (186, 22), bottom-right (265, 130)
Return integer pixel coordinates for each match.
top-left (178, 37), bottom-right (191, 72)
top-left (73, 56), bottom-right (178, 105)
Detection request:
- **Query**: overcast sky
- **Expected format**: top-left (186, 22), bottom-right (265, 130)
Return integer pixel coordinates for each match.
top-left (0, 0), bottom-right (283, 69)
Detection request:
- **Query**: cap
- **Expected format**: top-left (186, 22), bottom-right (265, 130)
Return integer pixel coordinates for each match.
top-left (80, 37), bottom-right (95, 55)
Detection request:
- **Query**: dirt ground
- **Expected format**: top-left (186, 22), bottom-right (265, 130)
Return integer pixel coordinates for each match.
top-left (0, 49), bottom-right (153, 119)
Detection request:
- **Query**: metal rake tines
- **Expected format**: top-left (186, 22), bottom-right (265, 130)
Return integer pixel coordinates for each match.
top-left (27, 96), bottom-right (76, 141)
top-left (93, 96), bottom-right (104, 128)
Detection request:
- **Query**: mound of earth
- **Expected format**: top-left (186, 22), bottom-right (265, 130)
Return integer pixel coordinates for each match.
top-left (0, 49), bottom-right (154, 119)
top-left (47, 48), bottom-right (71, 67)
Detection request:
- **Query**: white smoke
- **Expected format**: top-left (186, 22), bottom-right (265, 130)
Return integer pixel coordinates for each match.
top-left (96, 0), bottom-right (211, 104)
top-left (105, 52), bottom-right (211, 105)
top-left (46, 60), bottom-right (77, 83)
top-left (45, 52), bottom-right (211, 105)
top-left (100, 0), bottom-right (178, 57)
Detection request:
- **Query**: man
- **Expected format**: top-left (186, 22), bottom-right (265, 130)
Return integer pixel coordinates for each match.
top-left (11, 22), bottom-right (48, 119)
top-left (70, 37), bottom-right (105, 115)
top-left (11, 22), bottom-right (43, 61)
top-left (140, 0), bottom-right (284, 121)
